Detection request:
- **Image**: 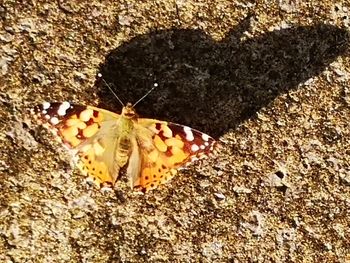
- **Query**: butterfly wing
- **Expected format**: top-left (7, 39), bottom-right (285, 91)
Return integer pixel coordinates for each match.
top-left (132, 119), bottom-right (217, 191)
top-left (32, 102), bottom-right (122, 186)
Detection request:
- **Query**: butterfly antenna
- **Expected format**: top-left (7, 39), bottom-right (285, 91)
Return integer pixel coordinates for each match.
top-left (132, 82), bottom-right (158, 107)
top-left (97, 73), bottom-right (125, 107)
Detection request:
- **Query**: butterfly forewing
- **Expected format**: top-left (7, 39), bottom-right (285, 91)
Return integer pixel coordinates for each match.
top-left (33, 102), bottom-right (120, 147)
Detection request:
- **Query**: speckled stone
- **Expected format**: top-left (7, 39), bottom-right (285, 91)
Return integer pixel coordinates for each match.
top-left (0, 1), bottom-right (349, 262)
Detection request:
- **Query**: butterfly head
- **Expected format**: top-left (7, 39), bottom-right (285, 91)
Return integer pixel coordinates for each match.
top-left (122, 103), bottom-right (137, 119)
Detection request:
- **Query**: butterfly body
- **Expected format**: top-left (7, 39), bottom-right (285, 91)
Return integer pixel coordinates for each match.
top-left (32, 102), bottom-right (216, 191)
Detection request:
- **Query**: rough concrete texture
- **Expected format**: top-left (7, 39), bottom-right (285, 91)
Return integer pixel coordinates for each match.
top-left (1, 1), bottom-right (350, 262)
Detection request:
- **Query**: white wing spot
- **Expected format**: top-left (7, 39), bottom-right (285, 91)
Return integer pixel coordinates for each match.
top-left (200, 145), bottom-right (205, 150)
top-left (42, 110), bottom-right (47, 114)
top-left (191, 144), bottom-right (199, 152)
top-left (57, 101), bottom-right (71, 116)
top-left (45, 114), bottom-right (50, 119)
top-left (50, 117), bottom-right (59, 125)
top-left (204, 142), bottom-right (209, 146)
top-left (42, 102), bottom-right (51, 110)
top-left (191, 156), bottom-right (199, 162)
top-left (183, 126), bottom-right (194, 141)
top-left (202, 133), bottom-right (210, 142)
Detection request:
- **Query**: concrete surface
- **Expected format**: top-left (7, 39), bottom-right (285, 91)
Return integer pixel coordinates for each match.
top-left (0, 1), bottom-right (349, 262)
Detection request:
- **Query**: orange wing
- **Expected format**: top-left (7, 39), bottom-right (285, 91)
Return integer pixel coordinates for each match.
top-left (32, 102), bottom-right (121, 186)
top-left (133, 119), bottom-right (217, 191)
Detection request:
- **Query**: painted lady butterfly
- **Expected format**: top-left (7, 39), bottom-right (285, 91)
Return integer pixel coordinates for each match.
top-left (32, 101), bottom-right (217, 191)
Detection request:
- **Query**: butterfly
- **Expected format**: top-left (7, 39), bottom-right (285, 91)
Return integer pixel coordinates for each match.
top-left (31, 101), bottom-right (217, 192)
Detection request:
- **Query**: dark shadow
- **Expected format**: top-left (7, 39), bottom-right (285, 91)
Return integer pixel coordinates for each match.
top-left (96, 19), bottom-right (349, 138)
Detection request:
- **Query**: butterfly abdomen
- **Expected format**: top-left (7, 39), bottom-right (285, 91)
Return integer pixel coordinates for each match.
top-left (115, 136), bottom-right (131, 167)
top-left (113, 113), bottom-right (136, 167)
